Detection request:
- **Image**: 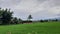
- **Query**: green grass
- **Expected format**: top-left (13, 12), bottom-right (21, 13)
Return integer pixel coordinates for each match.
top-left (0, 22), bottom-right (60, 34)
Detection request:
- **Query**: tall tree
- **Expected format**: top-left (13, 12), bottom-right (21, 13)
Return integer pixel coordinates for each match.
top-left (27, 14), bottom-right (32, 21)
top-left (18, 18), bottom-right (22, 24)
top-left (0, 8), bottom-right (3, 24)
top-left (1, 8), bottom-right (13, 25)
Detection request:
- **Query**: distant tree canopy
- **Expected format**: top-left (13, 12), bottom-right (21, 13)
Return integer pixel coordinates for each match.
top-left (27, 14), bottom-right (32, 21)
top-left (0, 8), bottom-right (59, 25)
top-left (0, 8), bottom-right (13, 25)
top-left (0, 8), bottom-right (23, 25)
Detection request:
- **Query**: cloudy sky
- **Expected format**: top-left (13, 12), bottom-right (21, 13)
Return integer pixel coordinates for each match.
top-left (0, 0), bottom-right (60, 20)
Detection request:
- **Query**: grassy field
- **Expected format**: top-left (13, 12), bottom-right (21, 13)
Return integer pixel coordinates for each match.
top-left (0, 22), bottom-right (60, 34)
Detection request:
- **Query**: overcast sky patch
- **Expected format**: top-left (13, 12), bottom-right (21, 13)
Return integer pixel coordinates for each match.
top-left (0, 0), bottom-right (60, 20)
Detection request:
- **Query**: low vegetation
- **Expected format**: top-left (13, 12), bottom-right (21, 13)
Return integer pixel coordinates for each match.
top-left (0, 22), bottom-right (60, 34)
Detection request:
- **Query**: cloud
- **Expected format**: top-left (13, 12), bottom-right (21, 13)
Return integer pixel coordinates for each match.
top-left (0, 0), bottom-right (60, 20)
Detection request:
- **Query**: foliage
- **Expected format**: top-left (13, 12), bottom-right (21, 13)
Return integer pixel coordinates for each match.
top-left (0, 8), bottom-right (59, 25)
top-left (0, 8), bottom-right (23, 25)
top-left (1, 8), bottom-right (13, 24)
top-left (0, 22), bottom-right (60, 34)
top-left (10, 17), bottom-right (22, 24)
top-left (27, 14), bottom-right (32, 21)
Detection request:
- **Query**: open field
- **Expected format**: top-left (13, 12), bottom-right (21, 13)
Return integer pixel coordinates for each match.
top-left (0, 22), bottom-right (60, 34)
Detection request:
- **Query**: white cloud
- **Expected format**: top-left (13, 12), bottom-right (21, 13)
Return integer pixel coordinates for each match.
top-left (0, 0), bottom-right (60, 20)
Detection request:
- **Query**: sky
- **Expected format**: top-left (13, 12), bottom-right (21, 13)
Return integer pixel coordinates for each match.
top-left (0, 0), bottom-right (60, 20)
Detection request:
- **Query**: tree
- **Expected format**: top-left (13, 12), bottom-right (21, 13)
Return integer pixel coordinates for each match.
top-left (0, 8), bottom-right (23, 25)
top-left (0, 8), bottom-right (3, 24)
top-left (1, 8), bottom-right (13, 25)
top-left (18, 18), bottom-right (22, 24)
top-left (27, 14), bottom-right (32, 21)
top-left (13, 17), bottom-right (18, 24)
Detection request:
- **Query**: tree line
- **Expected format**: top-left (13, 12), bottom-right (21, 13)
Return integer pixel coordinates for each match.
top-left (0, 8), bottom-right (22, 25)
top-left (0, 8), bottom-right (59, 25)
top-left (0, 8), bottom-right (33, 25)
